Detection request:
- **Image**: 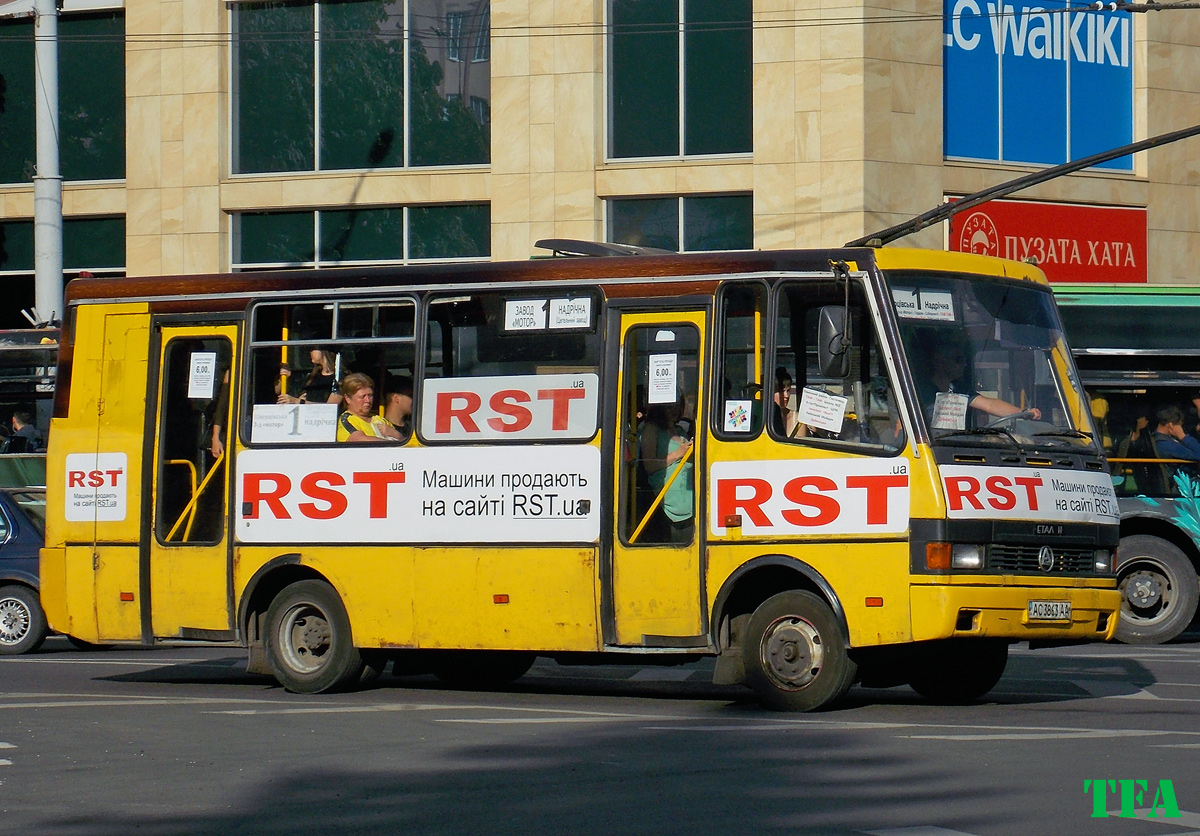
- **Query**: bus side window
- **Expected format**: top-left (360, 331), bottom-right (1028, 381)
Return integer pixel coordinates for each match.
top-left (713, 282), bottom-right (766, 438)
top-left (773, 279), bottom-right (904, 452)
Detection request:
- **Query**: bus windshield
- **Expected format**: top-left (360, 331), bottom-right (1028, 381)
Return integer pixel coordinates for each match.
top-left (889, 271), bottom-right (1094, 451)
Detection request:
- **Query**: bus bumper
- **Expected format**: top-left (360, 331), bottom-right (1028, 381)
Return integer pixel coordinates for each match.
top-left (910, 583), bottom-right (1121, 642)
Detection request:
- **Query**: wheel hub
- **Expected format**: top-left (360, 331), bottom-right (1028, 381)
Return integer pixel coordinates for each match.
top-left (280, 606), bottom-right (332, 672)
top-left (1125, 570), bottom-right (1164, 609)
top-left (761, 615), bottom-right (823, 690)
top-left (0, 598), bottom-right (30, 643)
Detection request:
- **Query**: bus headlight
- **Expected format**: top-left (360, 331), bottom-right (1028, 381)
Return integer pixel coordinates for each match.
top-left (951, 544), bottom-right (984, 570)
top-left (1094, 550), bottom-right (1112, 573)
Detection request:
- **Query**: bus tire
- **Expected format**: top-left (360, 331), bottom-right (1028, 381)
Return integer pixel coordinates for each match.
top-left (1115, 535), bottom-right (1199, 645)
top-left (743, 591), bottom-right (856, 711)
top-left (907, 638), bottom-right (1008, 704)
top-left (264, 580), bottom-right (369, 694)
top-left (0, 584), bottom-right (48, 656)
top-left (431, 650), bottom-right (536, 688)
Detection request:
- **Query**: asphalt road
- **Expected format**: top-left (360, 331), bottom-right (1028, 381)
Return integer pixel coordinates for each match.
top-left (3, 637), bottom-right (1200, 836)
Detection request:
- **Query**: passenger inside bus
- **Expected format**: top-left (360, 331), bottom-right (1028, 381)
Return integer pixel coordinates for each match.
top-left (336, 373), bottom-right (404, 443)
top-left (382, 374), bottom-right (414, 439)
top-left (278, 348), bottom-right (342, 405)
top-left (638, 395), bottom-right (694, 543)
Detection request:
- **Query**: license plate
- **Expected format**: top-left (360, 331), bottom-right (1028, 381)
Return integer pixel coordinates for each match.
top-left (1028, 600), bottom-right (1071, 621)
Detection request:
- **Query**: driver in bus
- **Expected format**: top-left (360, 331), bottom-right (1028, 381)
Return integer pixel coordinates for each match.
top-left (916, 334), bottom-right (1039, 431)
top-left (337, 373), bottom-right (404, 443)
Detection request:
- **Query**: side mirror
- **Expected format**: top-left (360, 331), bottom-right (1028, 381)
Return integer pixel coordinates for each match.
top-left (818, 306), bottom-right (850, 378)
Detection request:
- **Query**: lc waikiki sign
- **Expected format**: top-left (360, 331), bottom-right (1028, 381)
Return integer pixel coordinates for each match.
top-left (944, 0), bottom-right (1133, 169)
top-left (949, 198), bottom-right (1147, 283)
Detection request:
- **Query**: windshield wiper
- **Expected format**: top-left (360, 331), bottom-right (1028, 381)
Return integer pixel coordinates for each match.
top-left (1032, 429), bottom-right (1093, 440)
top-left (933, 427), bottom-right (1022, 449)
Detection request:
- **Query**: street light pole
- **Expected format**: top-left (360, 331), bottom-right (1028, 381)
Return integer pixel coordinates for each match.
top-left (32, 0), bottom-right (62, 327)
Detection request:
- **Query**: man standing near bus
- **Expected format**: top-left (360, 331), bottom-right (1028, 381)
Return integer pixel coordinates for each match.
top-left (6, 410), bottom-right (44, 453)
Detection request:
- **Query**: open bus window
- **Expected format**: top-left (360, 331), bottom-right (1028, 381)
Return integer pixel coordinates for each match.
top-left (1090, 385), bottom-right (1200, 498)
top-left (713, 282), bottom-right (766, 437)
top-left (418, 291), bottom-right (603, 444)
top-left (772, 279), bottom-right (904, 454)
top-left (246, 298), bottom-right (416, 445)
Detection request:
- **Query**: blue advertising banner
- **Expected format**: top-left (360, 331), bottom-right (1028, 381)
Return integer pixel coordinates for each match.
top-left (943, 0), bottom-right (1133, 170)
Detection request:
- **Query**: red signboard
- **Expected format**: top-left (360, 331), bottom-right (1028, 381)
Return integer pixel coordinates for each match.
top-left (947, 198), bottom-right (1147, 283)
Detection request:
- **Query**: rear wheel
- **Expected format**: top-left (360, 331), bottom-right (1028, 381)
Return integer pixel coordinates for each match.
top-left (0, 584), bottom-right (48, 655)
top-left (264, 580), bottom-right (377, 694)
top-left (1115, 535), bottom-right (1199, 644)
top-left (908, 638), bottom-right (1008, 704)
top-left (742, 591), bottom-right (856, 711)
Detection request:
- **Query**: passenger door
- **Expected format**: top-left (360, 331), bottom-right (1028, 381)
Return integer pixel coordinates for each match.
top-left (146, 324), bottom-right (237, 638)
top-left (607, 310), bottom-right (707, 647)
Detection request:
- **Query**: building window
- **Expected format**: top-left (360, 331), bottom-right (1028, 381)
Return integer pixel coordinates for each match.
top-left (473, 8), bottom-right (490, 62)
top-left (446, 11), bottom-right (466, 61)
top-left (943, 1), bottom-right (1133, 170)
top-left (232, 0), bottom-right (490, 174)
top-left (0, 217), bottom-right (126, 328)
top-left (0, 11), bottom-right (126, 184)
top-left (232, 204), bottom-right (490, 269)
top-left (607, 194), bottom-right (753, 252)
top-left (608, 0), bottom-right (751, 159)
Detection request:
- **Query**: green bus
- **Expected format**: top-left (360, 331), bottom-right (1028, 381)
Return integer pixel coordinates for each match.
top-left (1055, 285), bottom-right (1200, 643)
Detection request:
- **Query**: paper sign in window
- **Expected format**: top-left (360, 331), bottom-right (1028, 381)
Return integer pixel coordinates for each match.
top-left (188, 351), bottom-right (218, 400)
top-left (798, 387), bottom-right (848, 434)
top-left (504, 300), bottom-right (548, 331)
top-left (933, 391), bottom-right (969, 430)
top-left (648, 354), bottom-right (678, 404)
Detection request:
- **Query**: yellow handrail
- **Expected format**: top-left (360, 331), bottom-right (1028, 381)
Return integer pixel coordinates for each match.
top-left (165, 453), bottom-right (224, 542)
top-left (629, 443), bottom-right (694, 545)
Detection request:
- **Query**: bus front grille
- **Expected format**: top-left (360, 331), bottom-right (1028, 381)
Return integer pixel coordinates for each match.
top-left (989, 545), bottom-right (1096, 573)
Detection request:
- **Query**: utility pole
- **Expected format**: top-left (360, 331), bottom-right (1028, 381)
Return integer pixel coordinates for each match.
top-left (32, 0), bottom-right (62, 327)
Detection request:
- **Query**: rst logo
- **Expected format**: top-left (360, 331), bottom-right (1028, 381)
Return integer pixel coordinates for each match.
top-left (420, 373), bottom-right (599, 441)
top-left (709, 460), bottom-right (910, 536)
top-left (64, 452), bottom-right (128, 523)
top-left (941, 465), bottom-right (1120, 524)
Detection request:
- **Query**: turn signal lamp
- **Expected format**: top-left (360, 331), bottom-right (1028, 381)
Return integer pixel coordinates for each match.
top-left (926, 542), bottom-right (952, 571)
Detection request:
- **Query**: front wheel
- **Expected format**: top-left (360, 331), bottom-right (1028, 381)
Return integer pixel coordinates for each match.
top-left (0, 584), bottom-right (48, 655)
top-left (743, 591), bottom-right (856, 711)
top-left (908, 638), bottom-right (1008, 704)
top-left (264, 580), bottom-right (377, 694)
top-left (1115, 535), bottom-right (1199, 644)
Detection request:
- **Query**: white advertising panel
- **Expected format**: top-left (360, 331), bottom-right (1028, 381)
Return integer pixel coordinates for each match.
top-left (251, 403), bottom-right (339, 444)
top-left (941, 465), bottom-right (1119, 524)
top-left (420, 373), bottom-right (598, 441)
top-left (709, 458), bottom-right (910, 536)
top-left (65, 452), bottom-right (129, 522)
top-left (236, 445), bottom-right (601, 544)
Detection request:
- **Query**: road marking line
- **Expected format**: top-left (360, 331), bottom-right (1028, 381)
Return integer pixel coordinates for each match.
top-left (0, 657), bottom-right (240, 667)
top-left (1105, 809), bottom-right (1200, 829)
top-left (863, 827), bottom-right (981, 836)
top-left (0, 759), bottom-right (11, 767)
top-left (899, 730), bottom-right (1172, 741)
top-left (211, 703), bottom-right (678, 719)
top-left (1072, 680), bottom-right (1163, 699)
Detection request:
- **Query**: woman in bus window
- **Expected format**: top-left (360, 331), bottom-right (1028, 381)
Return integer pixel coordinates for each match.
top-left (337, 373), bottom-right (403, 443)
top-left (278, 348), bottom-right (342, 405)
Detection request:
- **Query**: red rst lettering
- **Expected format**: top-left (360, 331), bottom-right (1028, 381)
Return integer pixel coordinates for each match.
top-left (943, 476), bottom-right (983, 511)
top-left (105, 469), bottom-right (123, 486)
top-left (537, 387), bottom-right (586, 431)
top-left (715, 478), bottom-right (773, 527)
top-left (1013, 476), bottom-right (1042, 510)
top-left (242, 473), bottom-right (292, 520)
top-left (352, 471), bottom-right (407, 518)
top-left (781, 476), bottom-right (840, 527)
top-left (435, 392), bottom-right (482, 434)
top-left (985, 475), bottom-right (1016, 510)
top-left (845, 474), bottom-right (908, 525)
top-left (487, 390), bottom-right (533, 432)
top-left (68, 471), bottom-right (84, 488)
top-left (87, 470), bottom-right (105, 488)
top-left (298, 472), bottom-right (348, 520)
